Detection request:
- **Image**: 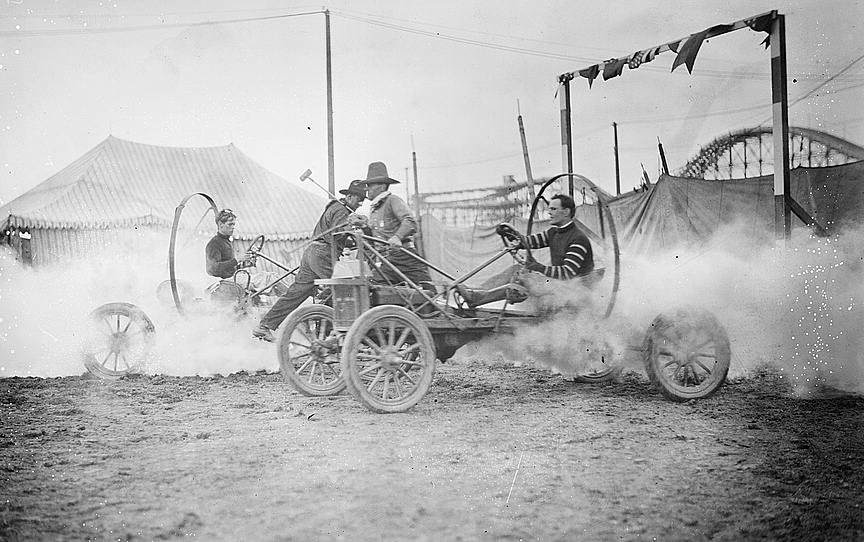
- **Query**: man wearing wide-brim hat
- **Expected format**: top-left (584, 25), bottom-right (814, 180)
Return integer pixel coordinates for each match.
top-left (252, 179), bottom-right (366, 342)
top-left (355, 161), bottom-right (432, 286)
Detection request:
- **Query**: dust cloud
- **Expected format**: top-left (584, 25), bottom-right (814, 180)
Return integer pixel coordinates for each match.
top-left (0, 229), bottom-right (279, 378)
top-left (459, 221), bottom-right (864, 395)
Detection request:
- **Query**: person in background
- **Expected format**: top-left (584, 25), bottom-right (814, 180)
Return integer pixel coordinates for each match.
top-left (252, 180), bottom-right (366, 342)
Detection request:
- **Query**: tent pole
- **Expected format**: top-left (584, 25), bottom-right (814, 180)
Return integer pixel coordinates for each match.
top-left (613, 122), bottom-right (621, 195)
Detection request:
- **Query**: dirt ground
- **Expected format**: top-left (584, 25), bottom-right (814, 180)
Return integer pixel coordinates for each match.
top-left (1, 360), bottom-right (862, 541)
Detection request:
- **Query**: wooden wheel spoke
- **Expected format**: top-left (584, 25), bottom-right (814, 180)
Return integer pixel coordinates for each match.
top-left (115, 314), bottom-right (121, 332)
top-left (306, 361), bottom-right (320, 384)
top-left (663, 359), bottom-right (680, 369)
top-left (356, 352), bottom-right (381, 362)
top-left (381, 372), bottom-right (390, 399)
top-left (397, 366), bottom-right (416, 385)
top-left (101, 350), bottom-right (113, 366)
top-left (693, 358), bottom-right (714, 374)
top-left (367, 368), bottom-right (383, 391)
top-left (296, 357), bottom-right (313, 374)
top-left (101, 318), bottom-right (115, 334)
top-left (112, 352), bottom-right (119, 371)
top-left (375, 327), bottom-right (387, 349)
top-left (359, 363), bottom-right (382, 376)
top-left (387, 321), bottom-right (396, 346)
top-left (392, 371), bottom-right (405, 397)
top-left (362, 337), bottom-right (382, 351)
top-left (393, 327), bottom-right (411, 349)
top-left (289, 340), bottom-right (312, 351)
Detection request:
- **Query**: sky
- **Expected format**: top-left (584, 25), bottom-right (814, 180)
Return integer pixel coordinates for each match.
top-left (1, 0), bottom-right (863, 205)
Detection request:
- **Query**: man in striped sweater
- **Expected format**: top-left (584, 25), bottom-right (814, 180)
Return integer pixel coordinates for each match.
top-left (521, 194), bottom-right (594, 280)
top-left (456, 194), bottom-right (593, 307)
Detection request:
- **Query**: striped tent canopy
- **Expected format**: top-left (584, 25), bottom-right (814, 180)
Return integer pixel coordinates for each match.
top-left (0, 135), bottom-right (326, 240)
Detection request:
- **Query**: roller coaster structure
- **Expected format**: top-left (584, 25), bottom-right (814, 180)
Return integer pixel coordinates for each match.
top-left (678, 126), bottom-right (864, 180)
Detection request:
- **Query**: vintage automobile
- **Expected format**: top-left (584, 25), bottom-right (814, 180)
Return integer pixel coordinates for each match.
top-left (80, 193), bottom-right (299, 380)
top-left (276, 174), bottom-right (732, 413)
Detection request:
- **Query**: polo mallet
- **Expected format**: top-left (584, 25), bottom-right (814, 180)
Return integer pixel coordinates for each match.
top-left (299, 168), bottom-right (359, 215)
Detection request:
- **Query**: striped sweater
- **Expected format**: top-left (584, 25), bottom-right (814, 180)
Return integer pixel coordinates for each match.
top-left (525, 221), bottom-right (594, 279)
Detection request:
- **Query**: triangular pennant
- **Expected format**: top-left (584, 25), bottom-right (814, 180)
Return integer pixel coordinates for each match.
top-left (667, 40), bottom-right (681, 53)
top-left (578, 65), bottom-right (600, 88)
top-left (602, 57), bottom-right (627, 80)
top-left (671, 30), bottom-right (708, 73)
top-left (745, 12), bottom-right (774, 34)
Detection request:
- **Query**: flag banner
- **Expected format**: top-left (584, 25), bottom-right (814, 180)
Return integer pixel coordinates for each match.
top-left (559, 11), bottom-right (776, 86)
top-left (578, 65), bottom-right (600, 87)
top-left (602, 57), bottom-right (627, 80)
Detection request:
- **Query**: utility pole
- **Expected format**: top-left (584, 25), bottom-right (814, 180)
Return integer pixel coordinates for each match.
top-left (517, 99), bottom-right (536, 199)
top-left (613, 122), bottom-right (621, 195)
top-left (324, 9), bottom-right (335, 195)
top-left (411, 136), bottom-right (423, 257)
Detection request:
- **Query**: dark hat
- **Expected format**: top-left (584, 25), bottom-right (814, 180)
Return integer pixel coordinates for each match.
top-left (338, 179), bottom-right (367, 198)
top-left (363, 161), bottom-right (400, 185)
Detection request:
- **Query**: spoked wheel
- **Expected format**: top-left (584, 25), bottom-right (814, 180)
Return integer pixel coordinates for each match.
top-left (573, 343), bottom-right (618, 383)
top-left (82, 302), bottom-right (155, 380)
top-left (643, 308), bottom-right (731, 401)
top-left (341, 305), bottom-right (436, 413)
top-left (278, 305), bottom-right (345, 396)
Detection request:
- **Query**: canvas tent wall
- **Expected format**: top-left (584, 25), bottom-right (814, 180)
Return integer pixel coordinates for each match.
top-left (0, 136), bottom-right (327, 268)
top-left (419, 161), bottom-right (863, 282)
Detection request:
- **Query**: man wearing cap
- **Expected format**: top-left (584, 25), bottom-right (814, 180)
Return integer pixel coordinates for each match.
top-left (252, 180), bottom-right (366, 342)
top-left (356, 161), bottom-right (432, 286)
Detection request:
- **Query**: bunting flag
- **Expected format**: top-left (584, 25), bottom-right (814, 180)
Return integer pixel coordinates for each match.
top-left (628, 50), bottom-right (644, 69)
top-left (667, 40), bottom-right (681, 53)
top-left (745, 12), bottom-right (774, 48)
top-left (671, 31), bottom-right (707, 73)
top-left (578, 65), bottom-right (600, 88)
top-left (672, 23), bottom-right (735, 73)
top-left (643, 45), bottom-right (662, 63)
top-left (602, 57), bottom-right (627, 80)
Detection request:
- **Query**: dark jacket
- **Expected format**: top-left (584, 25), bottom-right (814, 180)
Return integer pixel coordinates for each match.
top-left (205, 233), bottom-right (237, 279)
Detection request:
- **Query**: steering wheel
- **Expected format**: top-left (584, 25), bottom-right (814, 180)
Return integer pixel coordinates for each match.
top-left (495, 223), bottom-right (527, 264)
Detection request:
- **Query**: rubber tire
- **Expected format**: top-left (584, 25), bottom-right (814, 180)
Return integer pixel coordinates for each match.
top-left (83, 302), bottom-right (155, 380)
top-left (341, 305), bottom-right (436, 413)
top-left (278, 305), bottom-right (345, 396)
top-left (644, 308), bottom-right (731, 401)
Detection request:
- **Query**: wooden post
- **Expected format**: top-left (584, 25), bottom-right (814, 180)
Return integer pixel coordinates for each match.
top-left (517, 99), bottom-right (536, 200)
top-left (770, 13), bottom-right (791, 243)
top-left (559, 74), bottom-right (574, 197)
top-left (613, 122), bottom-right (621, 195)
top-left (325, 9), bottom-right (335, 195)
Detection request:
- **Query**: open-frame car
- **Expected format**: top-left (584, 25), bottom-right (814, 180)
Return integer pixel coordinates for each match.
top-left (277, 174), bottom-right (733, 413)
top-left (80, 193), bottom-right (304, 379)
